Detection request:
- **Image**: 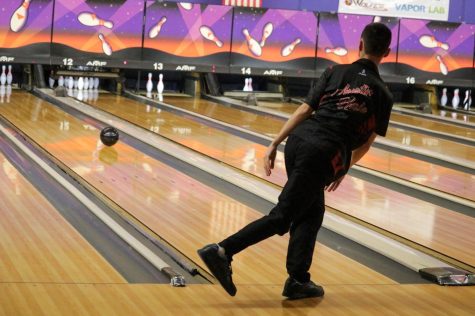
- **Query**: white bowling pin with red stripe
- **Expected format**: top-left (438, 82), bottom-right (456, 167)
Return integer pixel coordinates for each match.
top-left (179, 3), bottom-right (193, 10)
top-left (419, 35), bottom-right (449, 51)
top-left (200, 26), bottom-right (223, 47)
top-left (6, 65), bottom-right (12, 85)
top-left (78, 12), bottom-right (114, 29)
top-left (10, 0), bottom-right (30, 32)
top-left (149, 17), bottom-right (167, 39)
top-left (260, 22), bottom-right (273, 47)
top-left (98, 33), bottom-right (113, 56)
top-left (281, 38), bottom-right (301, 57)
top-left (325, 47), bottom-right (348, 56)
top-left (436, 55), bottom-right (448, 75)
top-left (242, 29), bottom-right (262, 57)
top-left (0, 66), bottom-right (6, 85)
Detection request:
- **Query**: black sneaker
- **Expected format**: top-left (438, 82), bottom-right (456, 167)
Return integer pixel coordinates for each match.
top-left (197, 244), bottom-right (237, 296)
top-left (282, 277), bottom-right (324, 300)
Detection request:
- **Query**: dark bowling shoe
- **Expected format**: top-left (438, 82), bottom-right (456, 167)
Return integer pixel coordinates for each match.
top-left (282, 277), bottom-right (324, 300)
top-left (197, 244), bottom-right (237, 296)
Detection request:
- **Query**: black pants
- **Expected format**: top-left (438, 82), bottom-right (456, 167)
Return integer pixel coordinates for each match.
top-left (219, 135), bottom-right (333, 283)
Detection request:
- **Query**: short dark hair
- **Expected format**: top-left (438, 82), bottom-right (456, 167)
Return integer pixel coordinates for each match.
top-left (361, 22), bottom-right (392, 57)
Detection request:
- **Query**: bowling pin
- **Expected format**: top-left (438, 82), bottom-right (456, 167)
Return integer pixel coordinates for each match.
top-left (243, 78), bottom-right (249, 92)
top-left (242, 29), bottom-right (262, 57)
top-left (83, 89), bottom-right (89, 102)
top-left (77, 90), bottom-right (84, 102)
top-left (0, 86), bottom-right (5, 103)
top-left (78, 12), bottom-right (114, 29)
top-left (84, 77), bottom-right (89, 90)
top-left (68, 76), bottom-right (74, 90)
top-left (146, 73), bottom-right (153, 93)
top-left (78, 77), bottom-right (84, 90)
top-left (92, 89), bottom-right (99, 101)
top-left (463, 90), bottom-right (470, 110)
top-left (440, 88), bottom-right (447, 106)
top-left (179, 3), bottom-right (193, 10)
top-left (199, 26), bottom-right (223, 47)
top-left (373, 16), bottom-right (382, 23)
top-left (10, 0), bottom-right (30, 33)
top-left (452, 88), bottom-right (460, 109)
top-left (260, 22), bottom-right (274, 47)
top-left (325, 47), bottom-right (348, 56)
top-left (94, 78), bottom-right (100, 90)
top-left (419, 35), bottom-right (449, 50)
top-left (248, 78), bottom-right (253, 92)
top-left (146, 91), bottom-right (152, 99)
top-left (6, 85), bottom-right (11, 103)
top-left (49, 76), bottom-right (55, 89)
top-left (6, 65), bottom-right (12, 85)
top-left (98, 33), bottom-right (113, 56)
top-left (149, 17), bottom-right (167, 39)
top-left (436, 55), bottom-right (448, 75)
top-left (58, 75), bottom-right (64, 87)
top-left (281, 38), bottom-right (301, 57)
top-left (157, 74), bottom-right (164, 94)
top-left (0, 66), bottom-right (6, 85)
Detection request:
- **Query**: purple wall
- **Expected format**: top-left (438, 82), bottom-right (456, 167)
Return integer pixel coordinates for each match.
top-left (463, 0), bottom-right (475, 24)
top-left (300, 0), bottom-right (337, 13)
top-left (166, 0), bottom-right (474, 23)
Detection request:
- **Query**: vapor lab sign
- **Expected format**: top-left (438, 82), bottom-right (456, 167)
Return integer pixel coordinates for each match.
top-left (338, 0), bottom-right (450, 21)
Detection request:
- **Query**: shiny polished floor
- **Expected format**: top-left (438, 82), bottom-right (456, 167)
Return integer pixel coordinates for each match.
top-left (80, 93), bottom-right (475, 267)
top-left (162, 96), bottom-right (475, 202)
top-left (2, 283), bottom-right (475, 315)
top-left (0, 90), bottom-right (395, 286)
top-left (257, 101), bottom-right (475, 162)
top-left (2, 90), bottom-right (474, 315)
top-left (0, 144), bottom-right (125, 284)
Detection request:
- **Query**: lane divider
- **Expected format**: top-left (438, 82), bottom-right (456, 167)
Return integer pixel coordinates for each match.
top-left (0, 118), bottom-right (186, 287)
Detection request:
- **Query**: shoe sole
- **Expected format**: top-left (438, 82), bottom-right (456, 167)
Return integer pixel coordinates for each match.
top-left (197, 248), bottom-right (237, 296)
top-left (284, 292), bottom-right (324, 300)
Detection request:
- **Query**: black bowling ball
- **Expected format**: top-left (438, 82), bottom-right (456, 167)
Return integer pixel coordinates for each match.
top-left (100, 126), bottom-right (119, 147)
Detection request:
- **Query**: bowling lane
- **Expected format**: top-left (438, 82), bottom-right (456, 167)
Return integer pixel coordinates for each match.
top-left (0, 91), bottom-right (396, 286)
top-left (430, 108), bottom-right (475, 124)
top-left (394, 105), bottom-right (475, 125)
top-left (258, 100), bottom-right (475, 164)
top-left (160, 96), bottom-right (475, 202)
top-left (390, 112), bottom-right (475, 140)
top-left (85, 93), bottom-right (475, 267)
top-left (0, 142), bottom-right (125, 284)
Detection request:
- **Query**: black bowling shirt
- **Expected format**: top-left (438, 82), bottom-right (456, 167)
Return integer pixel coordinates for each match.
top-left (291, 58), bottom-right (393, 178)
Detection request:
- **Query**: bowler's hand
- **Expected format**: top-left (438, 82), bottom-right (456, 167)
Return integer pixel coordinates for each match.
top-left (264, 144), bottom-right (277, 176)
top-left (325, 175), bottom-right (345, 192)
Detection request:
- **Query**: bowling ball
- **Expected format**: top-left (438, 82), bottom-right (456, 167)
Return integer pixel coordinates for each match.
top-left (100, 126), bottom-right (119, 146)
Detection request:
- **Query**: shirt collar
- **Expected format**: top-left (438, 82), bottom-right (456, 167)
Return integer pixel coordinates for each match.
top-left (353, 58), bottom-right (380, 76)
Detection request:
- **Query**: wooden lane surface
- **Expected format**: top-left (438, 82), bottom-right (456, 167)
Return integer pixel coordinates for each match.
top-left (1, 283), bottom-right (474, 316)
top-left (263, 101), bottom-right (475, 137)
top-left (259, 101), bottom-right (475, 162)
top-left (0, 91), bottom-right (395, 286)
top-left (163, 96), bottom-right (475, 202)
top-left (85, 94), bottom-right (475, 267)
top-left (0, 147), bottom-right (125, 284)
top-left (411, 107), bottom-right (475, 125)
top-left (389, 112), bottom-right (475, 140)
top-left (430, 108), bottom-right (475, 124)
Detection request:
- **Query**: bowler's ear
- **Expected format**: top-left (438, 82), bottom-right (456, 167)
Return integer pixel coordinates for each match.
top-left (359, 39), bottom-right (364, 53)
